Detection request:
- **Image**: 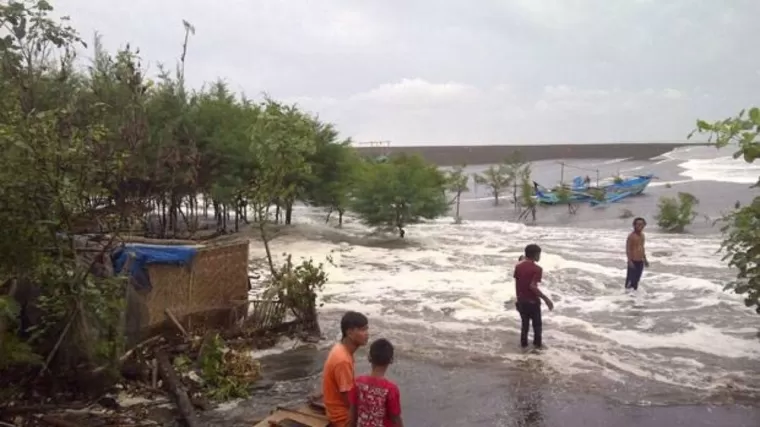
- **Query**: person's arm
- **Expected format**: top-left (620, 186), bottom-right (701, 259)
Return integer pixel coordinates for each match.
top-left (626, 233), bottom-right (634, 266)
top-left (348, 386), bottom-right (358, 427)
top-left (642, 233), bottom-right (649, 267)
top-left (387, 385), bottom-right (404, 427)
top-left (529, 267), bottom-right (553, 310)
top-left (349, 406), bottom-right (357, 427)
top-left (334, 361), bottom-right (354, 409)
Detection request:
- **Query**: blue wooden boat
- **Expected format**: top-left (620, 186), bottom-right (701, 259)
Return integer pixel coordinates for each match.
top-left (535, 174), bottom-right (654, 205)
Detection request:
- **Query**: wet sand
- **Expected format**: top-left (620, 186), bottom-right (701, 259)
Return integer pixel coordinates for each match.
top-left (354, 142), bottom-right (708, 166)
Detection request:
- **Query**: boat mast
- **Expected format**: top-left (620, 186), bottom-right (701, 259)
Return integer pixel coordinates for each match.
top-left (555, 161), bottom-right (600, 187)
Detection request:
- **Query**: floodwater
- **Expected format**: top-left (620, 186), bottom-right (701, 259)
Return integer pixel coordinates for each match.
top-left (203, 145), bottom-right (760, 426)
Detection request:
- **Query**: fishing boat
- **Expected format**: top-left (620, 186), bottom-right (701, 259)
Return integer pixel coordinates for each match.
top-left (588, 174), bottom-right (654, 206)
top-left (535, 173), bottom-right (654, 205)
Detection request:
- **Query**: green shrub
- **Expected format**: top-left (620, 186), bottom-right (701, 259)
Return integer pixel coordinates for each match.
top-left (655, 192), bottom-right (699, 232)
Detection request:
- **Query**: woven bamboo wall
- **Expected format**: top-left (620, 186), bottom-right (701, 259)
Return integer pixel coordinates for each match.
top-left (135, 241), bottom-right (249, 329)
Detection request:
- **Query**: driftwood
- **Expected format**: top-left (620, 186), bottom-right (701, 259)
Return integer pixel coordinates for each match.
top-left (156, 350), bottom-right (199, 427)
top-left (0, 403), bottom-right (88, 415)
top-left (165, 309), bottom-right (190, 339)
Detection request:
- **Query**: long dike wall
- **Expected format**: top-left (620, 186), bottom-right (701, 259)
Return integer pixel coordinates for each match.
top-left (353, 142), bottom-right (706, 166)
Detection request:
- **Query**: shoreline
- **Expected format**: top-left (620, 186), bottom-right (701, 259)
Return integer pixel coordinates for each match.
top-left (354, 142), bottom-right (708, 166)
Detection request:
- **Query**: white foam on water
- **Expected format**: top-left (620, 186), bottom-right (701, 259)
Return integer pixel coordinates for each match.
top-left (596, 157), bottom-right (631, 165)
top-left (249, 208), bottom-right (760, 397)
top-left (656, 144), bottom-right (759, 185)
top-left (679, 156), bottom-right (760, 185)
top-left (602, 324), bottom-right (760, 359)
top-left (249, 337), bottom-right (309, 359)
top-left (649, 179), bottom-right (693, 188)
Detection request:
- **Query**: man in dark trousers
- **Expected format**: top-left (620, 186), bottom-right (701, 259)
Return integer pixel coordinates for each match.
top-left (513, 244), bottom-right (554, 350)
top-left (625, 217), bottom-right (649, 291)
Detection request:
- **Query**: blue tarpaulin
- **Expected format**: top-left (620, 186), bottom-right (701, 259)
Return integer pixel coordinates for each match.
top-left (111, 244), bottom-right (199, 292)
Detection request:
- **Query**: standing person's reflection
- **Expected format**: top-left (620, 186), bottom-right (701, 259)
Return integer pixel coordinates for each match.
top-left (513, 359), bottom-right (546, 427)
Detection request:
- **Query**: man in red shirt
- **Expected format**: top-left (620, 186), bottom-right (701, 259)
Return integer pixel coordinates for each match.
top-left (513, 244), bottom-right (554, 349)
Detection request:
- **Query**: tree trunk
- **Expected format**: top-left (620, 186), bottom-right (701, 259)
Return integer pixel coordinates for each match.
top-left (338, 209), bottom-right (344, 228)
top-left (285, 202), bottom-right (293, 225)
top-left (259, 221), bottom-right (277, 277)
top-left (160, 198), bottom-right (167, 238)
top-left (455, 193), bottom-right (461, 223)
top-left (214, 200), bottom-right (221, 230)
top-left (513, 182), bottom-right (519, 210)
top-left (325, 207), bottom-right (333, 223)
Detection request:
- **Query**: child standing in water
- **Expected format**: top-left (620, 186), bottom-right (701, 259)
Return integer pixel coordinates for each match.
top-left (349, 338), bottom-right (404, 427)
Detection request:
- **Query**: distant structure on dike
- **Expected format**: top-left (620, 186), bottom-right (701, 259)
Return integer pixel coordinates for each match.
top-left (355, 140), bottom-right (391, 162)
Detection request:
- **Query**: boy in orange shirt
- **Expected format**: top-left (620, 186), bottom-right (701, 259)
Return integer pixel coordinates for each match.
top-left (322, 311), bottom-right (369, 426)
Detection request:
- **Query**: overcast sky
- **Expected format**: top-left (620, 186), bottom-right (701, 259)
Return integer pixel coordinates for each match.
top-left (54, 0), bottom-right (759, 146)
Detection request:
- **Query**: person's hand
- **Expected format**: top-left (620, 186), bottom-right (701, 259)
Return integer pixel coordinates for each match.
top-left (546, 300), bottom-right (554, 311)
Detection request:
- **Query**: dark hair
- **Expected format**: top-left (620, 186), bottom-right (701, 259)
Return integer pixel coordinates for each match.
top-left (368, 338), bottom-right (394, 366)
top-left (633, 217), bottom-right (647, 226)
top-left (518, 255), bottom-right (525, 261)
top-left (524, 244), bottom-right (542, 259)
top-left (340, 311), bottom-right (368, 338)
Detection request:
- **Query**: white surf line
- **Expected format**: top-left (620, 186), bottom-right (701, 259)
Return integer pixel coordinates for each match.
top-left (649, 179), bottom-right (693, 187)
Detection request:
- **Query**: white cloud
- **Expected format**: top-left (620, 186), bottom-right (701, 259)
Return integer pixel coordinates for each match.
top-left (51, 0), bottom-right (760, 145)
top-left (351, 79), bottom-right (480, 106)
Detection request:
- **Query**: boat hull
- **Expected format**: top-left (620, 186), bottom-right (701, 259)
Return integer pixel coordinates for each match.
top-left (535, 174), bottom-right (653, 205)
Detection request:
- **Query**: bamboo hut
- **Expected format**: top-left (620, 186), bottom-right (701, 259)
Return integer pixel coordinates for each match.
top-left (113, 239), bottom-right (250, 343)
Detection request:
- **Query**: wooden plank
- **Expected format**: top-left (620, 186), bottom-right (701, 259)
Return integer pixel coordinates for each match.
top-left (252, 405), bottom-right (328, 427)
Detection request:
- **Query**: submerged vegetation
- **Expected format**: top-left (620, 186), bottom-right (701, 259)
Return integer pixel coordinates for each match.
top-left (445, 165), bottom-right (470, 224)
top-left (655, 192), bottom-right (699, 233)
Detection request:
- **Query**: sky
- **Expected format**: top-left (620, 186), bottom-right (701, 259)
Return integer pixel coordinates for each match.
top-left (53, 0), bottom-right (760, 146)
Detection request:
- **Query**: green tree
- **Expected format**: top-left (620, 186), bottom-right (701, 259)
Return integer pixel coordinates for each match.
top-left (555, 185), bottom-right (578, 214)
top-left (517, 173), bottom-right (538, 223)
top-left (351, 153), bottom-right (449, 237)
top-left (303, 126), bottom-right (356, 227)
top-left (444, 165), bottom-right (469, 223)
top-left (473, 164), bottom-right (510, 206)
top-left (503, 152), bottom-right (530, 210)
top-left (654, 192), bottom-right (699, 232)
top-left (691, 108), bottom-right (760, 313)
top-left (0, 0), bottom-right (351, 387)
top-left (0, 0), bottom-right (132, 375)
